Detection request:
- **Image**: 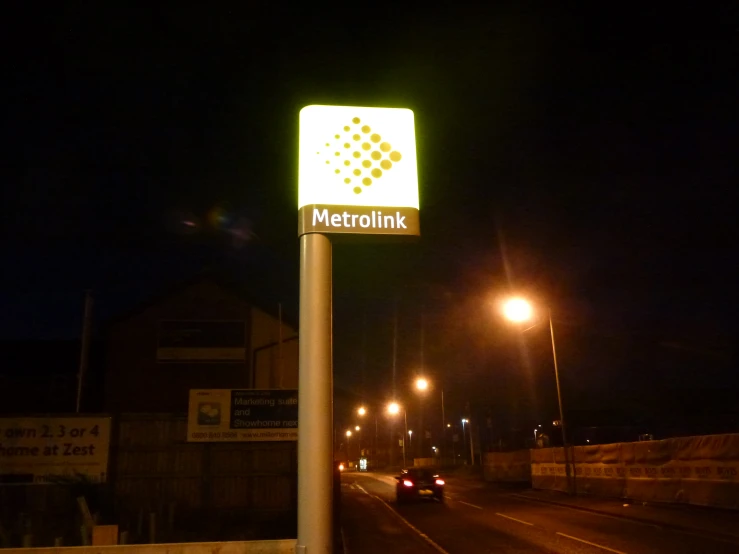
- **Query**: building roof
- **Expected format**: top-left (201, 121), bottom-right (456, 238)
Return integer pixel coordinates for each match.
top-left (104, 269), bottom-right (299, 331)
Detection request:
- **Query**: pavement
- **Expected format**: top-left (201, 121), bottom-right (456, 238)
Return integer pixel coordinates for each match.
top-left (340, 471), bottom-right (739, 554)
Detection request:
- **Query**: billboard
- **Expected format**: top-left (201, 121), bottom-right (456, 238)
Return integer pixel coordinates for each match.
top-left (187, 389), bottom-right (298, 442)
top-left (157, 320), bottom-right (246, 362)
top-left (0, 417), bottom-right (111, 483)
top-left (298, 105), bottom-right (420, 237)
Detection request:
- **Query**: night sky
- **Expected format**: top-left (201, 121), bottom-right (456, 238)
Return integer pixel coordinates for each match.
top-left (4, 6), bottom-right (738, 437)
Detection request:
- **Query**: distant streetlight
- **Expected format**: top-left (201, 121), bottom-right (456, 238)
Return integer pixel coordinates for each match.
top-left (345, 430), bottom-right (352, 437)
top-left (387, 402), bottom-right (400, 415)
top-left (415, 377), bottom-right (428, 391)
top-left (355, 425), bottom-right (360, 431)
top-left (502, 296), bottom-right (573, 494)
top-left (357, 406), bottom-right (366, 416)
top-left (447, 423), bottom-right (451, 428)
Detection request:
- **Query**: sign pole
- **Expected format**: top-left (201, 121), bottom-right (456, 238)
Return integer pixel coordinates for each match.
top-left (297, 232), bottom-right (333, 554)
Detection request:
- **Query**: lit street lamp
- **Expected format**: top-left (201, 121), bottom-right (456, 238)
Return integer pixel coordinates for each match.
top-left (387, 401), bottom-right (408, 467)
top-left (346, 430), bottom-right (352, 437)
top-left (502, 297), bottom-right (573, 493)
top-left (414, 377), bottom-right (429, 458)
top-left (357, 406), bottom-right (378, 467)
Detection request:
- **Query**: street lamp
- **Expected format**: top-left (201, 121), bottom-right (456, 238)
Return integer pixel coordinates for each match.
top-left (346, 430), bottom-right (352, 437)
top-left (355, 426), bottom-right (360, 431)
top-left (461, 418), bottom-right (474, 465)
top-left (357, 406), bottom-right (378, 467)
top-left (414, 377), bottom-right (429, 458)
top-left (502, 297), bottom-right (573, 493)
top-left (408, 429), bottom-right (413, 448)
top-left (387, 401), bottom-right (408, 467)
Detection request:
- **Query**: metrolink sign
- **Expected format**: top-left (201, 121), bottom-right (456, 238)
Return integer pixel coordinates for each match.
top-left (296, 104), bottom-right (420, 554)
top-left (298, 105), bottom-right (420, 237)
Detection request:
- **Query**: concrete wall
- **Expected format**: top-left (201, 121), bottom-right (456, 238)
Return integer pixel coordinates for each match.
top-left (0, 539), bottom-right (296, 554)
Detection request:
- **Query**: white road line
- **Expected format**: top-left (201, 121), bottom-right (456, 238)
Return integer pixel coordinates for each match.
top-left (556, 532), bottom-right (628, 554)
top-left (341, 526), bottom-right (349, 554)
top-left (458, 500), bottom-right (483, 510)
top-left (354, 483), bottom-right (450, 554)
top-left (509, 494), bottom-right (661, 529)
top-left (495, 512), bottom-right (534, 526)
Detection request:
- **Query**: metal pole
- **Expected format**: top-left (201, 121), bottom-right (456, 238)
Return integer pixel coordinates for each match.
top-left (374, 414), bottom-right (378, 469)
top-left (469, 418), bottom-right (475, 465)
top-left (403, 410), bottom-right (408, 467)
top-left (278, 302), bottom-right (284, 388)
top-left (549, 308), bottom-right (573, 494)
top-left (76, 290), bottom-right (93, 413)
top-left (297, 233), bottom-right (333, 554)
top-left (419, 396), bottom-right (424, 458)
top-left (441, 389), bottom-right (445, 460)
top-left (462, 421), bottom-right (467, 464)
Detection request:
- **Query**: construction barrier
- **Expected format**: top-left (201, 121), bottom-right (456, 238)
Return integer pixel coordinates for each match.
top-left (531, 433), bottom-right (739, 509)
top-left (483, 450), bottom-right (531, 483)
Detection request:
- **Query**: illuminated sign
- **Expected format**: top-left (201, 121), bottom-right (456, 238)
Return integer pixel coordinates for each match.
top-left (298, 105), bottom-right (420, 237)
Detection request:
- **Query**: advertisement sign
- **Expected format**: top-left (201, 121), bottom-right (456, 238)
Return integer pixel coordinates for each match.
top-left (298, 105), bottom-right (420, 237)
top-left (157, 320), bottom-right (246, 362)
top-left (187, 389), bottom-right (298, 442)
top-left (0, 417), bottom-right (111, 483)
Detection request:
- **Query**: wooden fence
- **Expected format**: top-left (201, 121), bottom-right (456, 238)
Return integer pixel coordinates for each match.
top-left (0, 414), bottom-right (297, 547)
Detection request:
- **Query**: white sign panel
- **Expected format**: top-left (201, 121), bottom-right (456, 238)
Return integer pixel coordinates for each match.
top-left (0, 417), bottom-right (111, 483)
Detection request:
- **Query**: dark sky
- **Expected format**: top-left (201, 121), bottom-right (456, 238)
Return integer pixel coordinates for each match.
top-left (4, 6), bottom-right (739, 434)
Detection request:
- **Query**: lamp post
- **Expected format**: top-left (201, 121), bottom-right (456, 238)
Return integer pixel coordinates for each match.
top-left (415, 377), bottom-right (428, 458)
top-left (357, 406), bottom-right (378, 468)
top-left (387, 402), bottom-right (407, 467)
top-left (461, 419), bottom-right (468, 464)
top-left (502, 297), bottom-right (573, 494)
top-left (345, 430), bottom-right (352, 463)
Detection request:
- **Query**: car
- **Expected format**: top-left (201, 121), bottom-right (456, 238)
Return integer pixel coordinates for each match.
top-left (394, 468), bottom-right (445, 504)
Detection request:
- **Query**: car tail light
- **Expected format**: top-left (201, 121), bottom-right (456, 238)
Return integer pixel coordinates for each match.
top-left (403, 480), bottom-right (414, 487)
top-left (435, 479), bottom-right (445, 485)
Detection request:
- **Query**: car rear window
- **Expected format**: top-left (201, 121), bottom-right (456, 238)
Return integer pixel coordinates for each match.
top-left (408, 469), bottom-right (435, 480)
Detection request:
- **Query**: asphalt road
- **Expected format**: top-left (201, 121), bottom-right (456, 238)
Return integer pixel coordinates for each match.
top-left (340, 472), bottom-right (739, 554)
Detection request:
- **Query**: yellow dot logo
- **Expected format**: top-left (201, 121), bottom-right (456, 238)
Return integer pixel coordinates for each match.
top-left (314, 116), bottom-right (403, 194)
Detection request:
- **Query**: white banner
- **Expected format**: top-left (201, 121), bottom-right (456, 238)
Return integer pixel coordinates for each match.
top-left (0, 417), bottom-right (111, 483)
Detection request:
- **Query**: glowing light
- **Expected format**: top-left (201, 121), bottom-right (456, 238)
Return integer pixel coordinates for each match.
top-left (298, 105), bottom-right (418, 209)
top-left (503, 298), bottom-right (533, 323)
top-left (346, 430), bottom-right (352, 437)
top-left (387, 402), bottom-right (400, 415)
top-left (355, 426), bottom-right (360, 431)
top-left (415, 377), bottom-right (429, 391)
top-left (357, 407), bottom-right (366, 416)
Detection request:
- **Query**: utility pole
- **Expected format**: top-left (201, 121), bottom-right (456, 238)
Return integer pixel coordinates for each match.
top-left (76, 290), bottom-right (93, 413)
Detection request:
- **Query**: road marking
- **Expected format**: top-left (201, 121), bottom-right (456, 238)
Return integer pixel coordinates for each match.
top-left (495, 512), bottom-right (534, 526)
top-left (354, 483), bottom-right (450, 554)
top-left (509, 494), bottom-right (661, 529)
top-left (556, 532), bottom-right (627, 554)
top-left (341, 526), bottom-right (349, 554)
top-left (458, 501), bottom-right (483, 510)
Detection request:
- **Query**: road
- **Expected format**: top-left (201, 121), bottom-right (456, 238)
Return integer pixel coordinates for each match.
top-left (340, 472), bottom-right (739, 554)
